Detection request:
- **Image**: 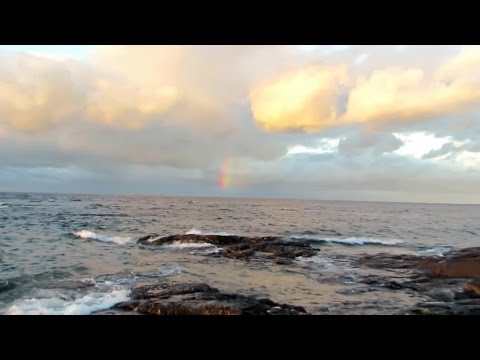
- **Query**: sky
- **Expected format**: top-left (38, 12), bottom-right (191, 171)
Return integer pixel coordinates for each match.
top-left (0, 45), bottom-right (479, 204)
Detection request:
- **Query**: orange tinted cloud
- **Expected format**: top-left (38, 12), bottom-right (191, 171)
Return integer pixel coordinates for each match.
top-left (249, 65), bottom-right (349, 132)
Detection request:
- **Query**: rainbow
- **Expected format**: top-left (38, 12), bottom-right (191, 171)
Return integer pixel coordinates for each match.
top-left (218, 158), bottom-right (233, 189)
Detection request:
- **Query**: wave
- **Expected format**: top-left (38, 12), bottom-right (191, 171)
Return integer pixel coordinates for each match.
top-left (2, 288), bottom-right (130, 315)
top-left (73, 230), bottom-right (134, 245)
top-left (289, 234), bottom-right (403, 246)
top-left (0, 202), bottom-right (8, 208)
top-left (164, 241), bottom-right (221, 254)
top-left (186, 228), bottom-right (234, 236)
top-left (416, 246), bottom-right (452, 257)
top-left (296, 254), bottom-right (354, 274)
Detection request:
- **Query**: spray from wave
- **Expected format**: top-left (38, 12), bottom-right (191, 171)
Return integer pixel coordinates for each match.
top-left (2, 288), bottom-right (130, 315)
top-left (73, 230), bottom-right (134, 245)
top-left (289, 234), bottom-right (403, 246)
top-left (186, 228), bottom-right (234, 236)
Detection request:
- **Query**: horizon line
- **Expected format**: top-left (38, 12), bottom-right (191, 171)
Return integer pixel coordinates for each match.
top-left (1, 189), bottom-right (479, 206)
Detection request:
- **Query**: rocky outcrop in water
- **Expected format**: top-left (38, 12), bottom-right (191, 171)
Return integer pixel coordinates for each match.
top-left (110, 282), bottom-right (308, 315)
top-left (137, 234), bottom-right (318, 262)
top-left (355, 247), bottom-right (480, 315)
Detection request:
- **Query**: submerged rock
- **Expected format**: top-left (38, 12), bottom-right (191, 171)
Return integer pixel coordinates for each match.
top-left (137, 234), bottom-right (318, 261)
top-left (112, 282), bottom-right (308, 315)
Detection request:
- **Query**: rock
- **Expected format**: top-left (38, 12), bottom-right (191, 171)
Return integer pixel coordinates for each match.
top-left (137, 234), bottom-right (318, 261)
top-left (131, 283), bottom-right (217, 300)
top-left (0, 280), bottom-right (15, 293)
top-left (91, 309), bottom-right (142, 315)
top-left (138, 234), bottom-right (279, 246)
top-left (464, 280), bottom-right (480, 297)
top-left (275, 259), bottom-right (293, 265)
top-left (419, 247), bottom-right (480, 278)
top-left (112, 282), bottom-right (308, 315)
top-left (427, 289), bottom-right (455, 302)
top-left (357, 253), bottom-right (426, 270)
top-left (383, 281), bottom-right (404, 290)
top-left (453, 305), bottom-right (480, 315)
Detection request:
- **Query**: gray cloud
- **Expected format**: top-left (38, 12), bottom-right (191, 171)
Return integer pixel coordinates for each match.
top-left (338, 130), bottom-right (404, 156)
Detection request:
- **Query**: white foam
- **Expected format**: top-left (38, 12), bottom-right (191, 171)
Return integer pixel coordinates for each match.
top-left (166, 241), bottom-right (219, 250)
top-left (0, 202), bottom-right (8, 208)
top-left (186, 228), bottom-right (233, 236)
top-left (186, 228), bottom-right (202, 235)
top-left (73, 230), bottom-right (134, 245)
top-left (162, 241), bottom-right (221, 254)
top-left (2, 288), bottom-right (130, 315)
top-left (417, 246), bottom-right (452, 257)
top-left (290, 235), bottom-right (403, 246)
top-left (296, 254), bottom-right (355, 275)
top-left (143, 235), bottom-right (161, 243)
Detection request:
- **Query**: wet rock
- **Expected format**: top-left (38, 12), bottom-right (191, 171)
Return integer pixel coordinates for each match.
top-left (427, 289), bottom-right (455, 303)
top-left (357, 253), bottom-right (426, 270)
top-left (275, 259), bottom-right (293, 265)
top-left (112, 282), bottom-right (308, 315)
top-left (138, 234), bottom-right (279, 246)
top-left (419, 247), bottom-right (480, 278)
top-left (92, 309), bottom-right (142, 315)
top-left (383, 281), bottom-right (404, 290)
top-left (464, 280), bottom-right (480, 297)
top-left (452, 305), bottom-right (480, 315)
top-left (138, 234), bottom-right (318, 261)
top-left (131, 283), bottom-right (217, 300)
top-left (0, 280), bottom-right (15, 293)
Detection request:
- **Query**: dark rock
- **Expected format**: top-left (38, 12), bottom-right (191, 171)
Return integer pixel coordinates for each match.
top-left (137, 233), bottom-right (318, 262)
top-left (463, 280), bottom-right (480, 297)
top-left (131, 283), bottom-right (218, 300)
top-left (427, 289), bottom-right (455, 302)
top-left (357, 253), bottom-right (426, 270)
top-left (453, 305), bottom-right (480, 315)
top-left (384, 281), bottom-right (404, 290)
top-left (92, 309), bottom-right (142, 315)
top-left (113, 282), bottom-right (308, 315)
top-left (138, 234), bottom-right (279, 246)
top-left (275, 259), bottom-right (293, 265)
top-left (0, 280), bottom-right (15, 293)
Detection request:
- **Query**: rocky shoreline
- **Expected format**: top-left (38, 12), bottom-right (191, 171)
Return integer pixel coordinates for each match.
top-left (96, 282), bottom-right (308, 315)
top-left (88, 235), bottom-right (480, 315)
top-left (354, 247), bottom-right (480, 314)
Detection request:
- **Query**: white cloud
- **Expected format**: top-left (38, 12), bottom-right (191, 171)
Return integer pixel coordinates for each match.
top-left (394, 132), bottom-right (451, 159)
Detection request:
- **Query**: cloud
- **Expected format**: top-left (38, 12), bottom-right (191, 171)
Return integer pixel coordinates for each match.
top-left (2, 45), bottom-right (480, 203)
top-left (338, 130), bottom-right (404, 156)
top-left (422, 142), bottom-right (460, 159)
top-left (0, 53), bottom-right (88, 132)
top-left (344, 65), bottom-right (480, 124)
top-left (249, 46), bottom-right (480, 133)
top-left (422, 139), bottom-right (480, 160)
top-left (249, 65), bottom-right (349, 132)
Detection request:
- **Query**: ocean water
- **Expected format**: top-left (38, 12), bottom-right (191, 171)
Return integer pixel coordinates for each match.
top-left (0, 192), bottom-right (479, 315)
